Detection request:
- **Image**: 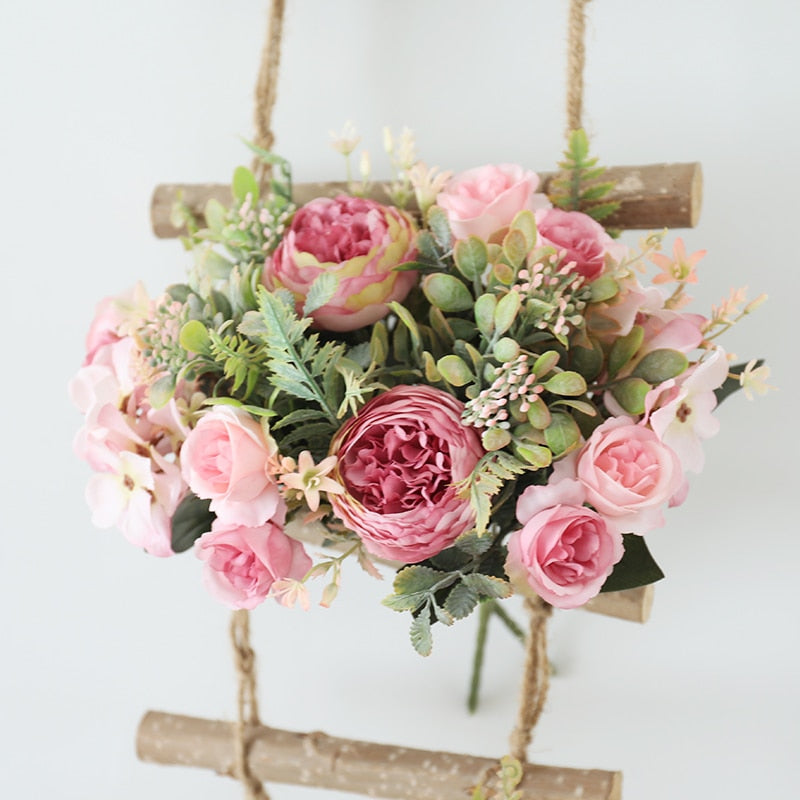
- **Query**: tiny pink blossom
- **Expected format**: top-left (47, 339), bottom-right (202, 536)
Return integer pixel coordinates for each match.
top-left (280, 450), bottom-right (344, 511)
top-left (650, 238), bottom-right (705, 285)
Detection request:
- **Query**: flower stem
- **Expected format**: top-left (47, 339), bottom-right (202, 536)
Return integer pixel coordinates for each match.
top-left (467, 600), bottom-right (493, 713)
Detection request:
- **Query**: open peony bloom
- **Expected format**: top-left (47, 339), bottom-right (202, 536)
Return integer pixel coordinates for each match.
top-left (507, 479), bottom-right (624, 609)
top-left (262, 195), bottom-right (418, 332)
top-left (436, 163), bottom-right (550, 241)
top-left (329, 385), bottom-right (484, 562)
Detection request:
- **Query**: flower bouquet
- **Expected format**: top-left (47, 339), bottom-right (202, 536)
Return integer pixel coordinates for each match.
top-left (70, 128), bottom-right (768, 657)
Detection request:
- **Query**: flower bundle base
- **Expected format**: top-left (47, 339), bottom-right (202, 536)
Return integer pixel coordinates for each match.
top-left (136, 710), bottom-right (622, 800)
top-left (151, 161), bottom-right (702, 239)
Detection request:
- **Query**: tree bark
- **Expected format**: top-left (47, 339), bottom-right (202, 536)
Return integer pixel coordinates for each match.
top-left (151, 161), bottom-right (702, 237)
top-left (137, 711), bottom-right (622, 800)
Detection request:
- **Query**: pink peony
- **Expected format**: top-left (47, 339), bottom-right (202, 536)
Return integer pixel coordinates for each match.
top-left (262, 195), bottom-right (418, 332)
top-left (506, 479), bottom-right (623, 609)
top-left (436, 163), bottom-right (550, 241)
top-left (180, 406), bottom-right (281, 527)
top-left (554, 416), bottom-right (684, 534)
top-left (537, 208), bottom-right (627, 282)
top-left (195, 516), bottom-right (311, 610)
top-left (329, 385), bottom-right (484, 562)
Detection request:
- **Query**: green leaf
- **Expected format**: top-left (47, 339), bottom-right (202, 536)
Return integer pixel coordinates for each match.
top-left (526, 397), bottom-right (552, 429)
top-left (462, 573), bottom-right (513, 599)
top-left (544, 370), bottom-right (587, 396)
top-left (149, 374), bottom-right (176, 409)
top-left (514, 443), bottom-right (552, 468)
top-left (393, 565), bottom-right (445, 597)
top-left (388, 301), bottom-right (422, 353)
top-left (204, 198), bottom-right (227, 235)
top-left (570, 339), bottom-right (604, 381)
top-left (369, 320), bottom-right (389, 364)
top-left (454, 236), bottom-right (489, 281)
top-left (532, 350), bottom-right (560, 378)
top-left (494, 291), bottom-right (521, 337)
top-left (481, 427), bottom-right (512, 451)
top-left (632, 349), bottom-right (689, 384)
top-left (303, 272), bottom-right (338, 316)
top-left (608, 325), bottom-right (644, 378)
top-left (601, 533), bottom-right (665, 593)
top-left (444, 582), bottom-right (480, 620)
top-left (232, 165), bottom-right (259, 204)
top-left (544, 411), bottom-right (581, 456)
top-left (474, 293), bottom-right (497, 338)
top-left (502, 228), bottom-right (529, 268)
top-left (272, 407), bottom-right (332, 430)
top-left (611, 377), bottom-right (651, 415)
top-left (422, 273), bottom-right (474, 312)
top-left (588, 275), bottom-right (619, 303)
top-left (409, 612), bottom-right (433, 656)
top-left (179, 320), bottom-right (210, 355)
top-left (170, 494), bottom-right (214, 554)
top-left (437, 354), bottom-right (473, 386)
top-left (427, 205), bottom-right (453, 250)
top-left (510, 210), bottom-right (537, 251)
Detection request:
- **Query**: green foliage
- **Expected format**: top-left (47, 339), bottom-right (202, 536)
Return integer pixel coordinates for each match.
top-left (171, 495), bottom-right (214, 553)
top-left (601, 534), bottom-right (665, 593)
top-left (549, 129), bottom-right (621, 224)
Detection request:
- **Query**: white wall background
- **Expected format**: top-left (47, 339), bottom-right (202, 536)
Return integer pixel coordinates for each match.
top-left (2, 1), bottom-right (798, 797)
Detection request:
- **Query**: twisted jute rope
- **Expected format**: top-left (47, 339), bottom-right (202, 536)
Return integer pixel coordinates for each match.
top-left (566, 0), bottom-right (593, 135)
top-left (508, 597), bottom-right (553, 763)
top-left (230, 609), bottom-right (270, 799)
top-left (251, 0), bottom-right (287, 184)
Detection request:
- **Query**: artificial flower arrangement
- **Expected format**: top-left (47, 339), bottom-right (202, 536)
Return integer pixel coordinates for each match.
top-left (71, 127), bottom-right (769, 658)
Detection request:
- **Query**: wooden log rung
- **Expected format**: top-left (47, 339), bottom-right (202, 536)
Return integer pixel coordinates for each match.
top-left (137, 711), bottom-right (622, 800)
top-left (151, 162), bottom-right (702, 238)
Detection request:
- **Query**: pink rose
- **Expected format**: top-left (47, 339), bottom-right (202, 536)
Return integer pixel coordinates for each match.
top-left (506, 479), bottom-right (623, 609)
top-left (329, 385), bottom-right (484, 562)
top-left (180, 406), bottom-right (281, 527)
top-left (436, 164), bottom-right (550, 242)
top-left (554, 416), bottom-right (684, 534)
top-left (262, 195), bottom-right (417, 332)
top-left (537, 208), bottom-right (627, 282)
top-left (195, 517), bottom-right (311, 610)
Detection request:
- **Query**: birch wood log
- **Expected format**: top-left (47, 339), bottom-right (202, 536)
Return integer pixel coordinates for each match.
top-left (137, 711), bottom-right (622, 800)
top-left (151, 162), bottom-right (702, 238)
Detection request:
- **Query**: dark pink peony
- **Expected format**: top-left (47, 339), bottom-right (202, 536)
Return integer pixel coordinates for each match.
top-left (262, 195), bottom-right (417, 332)
top-left (329, 385), bottom-right (484, 562)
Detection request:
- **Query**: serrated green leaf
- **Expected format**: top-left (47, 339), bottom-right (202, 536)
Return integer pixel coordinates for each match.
top-left (544, 411), bottom-right (581, 456)
top-left (272, 408), bottom-right (332, 430)
top-left (585, 201), bottom-right (621, 222)
top-left (601, 533), bottom-right (664, 593)
top-left (444, 583), bottom-right (480, 620)
top-left (410, 612), bottom-right (433, 656)
top-left (454, 530), bottom-right (496, 556)
top-left (462, 573), bottom-right (513, 599)
top-left (579, 181), bottom-right (616, 202)
top-left (170, 494), bottom-right (214, 554)
top-left (303, 272), bottom-right (338, 316)
top-left (608, 325), bottom-right (644, 378)
top-left (393, 565), bottom-right (446, 596)
top-left (632, 349), bottom-right (689, 384)
top-left (232, 165), bottom-right (259, 204)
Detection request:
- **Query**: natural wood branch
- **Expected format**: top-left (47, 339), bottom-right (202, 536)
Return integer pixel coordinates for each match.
top-left (583, 585), bottom-right (655, 623)
top-left (151, 161), bottom-right (702, 237)
top-left (137, 711), bottom-right (622, 800)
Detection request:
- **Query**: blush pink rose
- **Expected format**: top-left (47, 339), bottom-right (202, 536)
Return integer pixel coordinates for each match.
top-left (506, 479), bottom-right (623, 609)
top-left (195, 516), bottom-right (311, 610)
top-left (436, 163), bottom-right (550, 241)
top-left (537, 208), bottom-right (627, 282)
top-left (554, 416), bottom-right (684, 534)
top-left (180, 406), bottom-right (281, 527)
top-left (262, 195), bottom-right (417, 332)
top-left (329, 385), bottom-right (484, 562)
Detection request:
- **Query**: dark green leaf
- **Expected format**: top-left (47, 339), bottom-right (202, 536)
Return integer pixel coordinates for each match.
top-left (170, 495), bottom-right (214, 554)
top-left (600, 533), bottom-right (665, 593)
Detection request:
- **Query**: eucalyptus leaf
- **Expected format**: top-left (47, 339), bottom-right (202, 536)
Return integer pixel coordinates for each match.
top-left (148, 374), bottom-right (176, 409)
top-left (532, 350), bottom-right (560, 378)
top-left (610, 377), bottom-right (651, 415)
top-left (494, 291), bottom-right (521, 337)
top-left (608, 325), bottom-right (644, 379)
top-left (588, 275), bottom-right (619, 303)
top-left (427, 205), bottom-right (453, 250)
top-left (474, 293), bottom-right (497, 338)
top-left (232, 165), bottom-right (259, 204)
top-left (179, 319), bottom-right (210, 355)
top-left (502, 228), bottom-right (528, 268)
top-left (437, 354), bottom-right (473, 386)
top-left (422, 273), bottom-right (473, 312)
top-left (454, 236), bottom-right (489, 280)
top-left (632, 349), bottom-right (689, 384)
top-left (544, 370), bottom-right (587, 396)
top-left (544, 411), bottom-right (581, 456)
top-left (481, 427), bottom-right (512, 451)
